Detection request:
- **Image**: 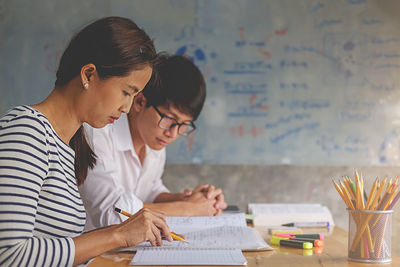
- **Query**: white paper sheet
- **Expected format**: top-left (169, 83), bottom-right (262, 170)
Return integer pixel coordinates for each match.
top-left (131, 248), bottom-right (247, 266)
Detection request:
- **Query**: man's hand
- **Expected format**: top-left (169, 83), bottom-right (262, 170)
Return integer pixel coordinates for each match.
top-left (182, 184), bottom-right (228, 215)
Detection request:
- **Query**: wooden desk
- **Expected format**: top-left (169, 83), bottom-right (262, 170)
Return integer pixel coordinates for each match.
top-left (88, 227), bottom-right (399, 266)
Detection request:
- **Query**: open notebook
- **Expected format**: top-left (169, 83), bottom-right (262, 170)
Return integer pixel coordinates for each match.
top-left (124, 213), bottom-right (272, 252)
top-left (131, 248), bottom-right (247, 266)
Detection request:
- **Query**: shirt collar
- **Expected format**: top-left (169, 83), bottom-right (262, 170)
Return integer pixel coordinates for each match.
top-left (113, 113), bottom-right (134, 152)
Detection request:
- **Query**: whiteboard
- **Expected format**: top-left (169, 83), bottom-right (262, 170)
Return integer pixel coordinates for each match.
top-left (1, 0), bottom-right (400, 165)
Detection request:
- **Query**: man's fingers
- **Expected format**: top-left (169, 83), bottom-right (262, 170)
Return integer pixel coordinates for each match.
top-left (183, 189), bottom-right (192, 196)
top-left (215, 209), bottom-right (222, 216)
top-left (209, 187), bottom-right (223, 199)
top-left (193, 184), bottom-right (209, 193)
top-left (205, 185), bottom-right (224, 199)
top-left (215, 192), bottom-right (227, 209)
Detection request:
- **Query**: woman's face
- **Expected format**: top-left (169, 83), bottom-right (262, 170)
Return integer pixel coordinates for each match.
top-left (85, 65), bottom-right (152, 128)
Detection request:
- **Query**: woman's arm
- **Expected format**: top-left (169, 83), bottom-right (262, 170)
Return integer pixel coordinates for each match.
top-left (73, 208), bottom-right (172, 266)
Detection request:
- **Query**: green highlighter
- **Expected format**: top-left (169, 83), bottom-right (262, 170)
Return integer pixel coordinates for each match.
top-left (270, 236), bottom-right (313, 249)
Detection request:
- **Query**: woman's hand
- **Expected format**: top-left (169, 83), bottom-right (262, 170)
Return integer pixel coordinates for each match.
top-left (114, 208), bottom-right (172, 247)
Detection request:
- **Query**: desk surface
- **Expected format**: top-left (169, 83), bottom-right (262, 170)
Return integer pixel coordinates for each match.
top-left (88, 227), bottom-right (399, 267)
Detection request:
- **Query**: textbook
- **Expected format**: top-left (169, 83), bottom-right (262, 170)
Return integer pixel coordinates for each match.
top-left (248, 203), bottom-right (335, 227)
top-left (124, 213), bottom-right (272, 252)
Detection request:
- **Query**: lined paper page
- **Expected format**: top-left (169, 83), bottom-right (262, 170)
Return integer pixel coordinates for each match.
top-left (131, 248), bottom-right (247, 266)
top-left (128, 226), bottom-right (272, 251)
top-left (122, 213), bottom-right (272, 252)
top-left (168, 226), bottom-right (270, 250)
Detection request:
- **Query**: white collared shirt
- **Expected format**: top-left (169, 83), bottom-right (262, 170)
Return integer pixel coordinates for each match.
top-left (79, 113), bottom-right (168, 231)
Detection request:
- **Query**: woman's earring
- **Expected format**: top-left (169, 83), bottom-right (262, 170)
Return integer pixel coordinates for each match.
top-left (84, 82), bottom-right (89, 89)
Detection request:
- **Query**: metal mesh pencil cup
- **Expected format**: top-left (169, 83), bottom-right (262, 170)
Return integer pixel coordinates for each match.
top-left (348, 209), bottom-right (393, 263)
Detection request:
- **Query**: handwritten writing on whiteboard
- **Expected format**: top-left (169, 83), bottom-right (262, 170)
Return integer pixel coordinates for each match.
top-left (3, 0), bottom-right (400, 165)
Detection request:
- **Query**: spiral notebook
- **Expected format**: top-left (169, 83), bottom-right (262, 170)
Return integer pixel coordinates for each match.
top-left (131, 247), bottom-right (247, 266)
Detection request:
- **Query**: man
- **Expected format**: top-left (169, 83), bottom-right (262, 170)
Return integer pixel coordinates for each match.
top-left (79, 55), bottom-right (227, 230)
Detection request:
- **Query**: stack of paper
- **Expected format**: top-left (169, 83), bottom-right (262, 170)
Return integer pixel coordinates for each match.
top-left (248, 203), bottom-right (335, 227)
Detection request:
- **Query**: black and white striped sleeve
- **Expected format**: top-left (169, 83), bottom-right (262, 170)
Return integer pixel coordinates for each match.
top-left (0, 112), bottom-right (75, 266)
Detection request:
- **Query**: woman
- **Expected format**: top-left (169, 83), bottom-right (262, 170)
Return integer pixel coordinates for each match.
top-left (0, 17), bottom-right (171, 266)
top-left (80, 55), bottom-right (227, 231)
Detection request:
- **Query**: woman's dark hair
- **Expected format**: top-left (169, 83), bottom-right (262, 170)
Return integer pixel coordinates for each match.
top-left (56, 16), bottom-right (157, 185)
top-left (142, 54), bottom-right (206, 120)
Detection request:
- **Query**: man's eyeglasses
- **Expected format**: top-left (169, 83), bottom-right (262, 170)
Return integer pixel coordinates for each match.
top-left (152, 105), bottom-right (196, 136)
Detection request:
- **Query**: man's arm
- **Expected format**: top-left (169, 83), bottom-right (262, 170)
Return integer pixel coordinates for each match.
top-left (156, 184), bottom-right (228, 215)
top-left (153, 192), bottom-right (186, 202)
top-left (144, 191), bottom-right (217, 216)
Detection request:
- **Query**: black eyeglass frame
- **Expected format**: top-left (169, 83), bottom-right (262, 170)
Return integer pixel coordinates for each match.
top-left (152, 105), bottom-right (196, 136)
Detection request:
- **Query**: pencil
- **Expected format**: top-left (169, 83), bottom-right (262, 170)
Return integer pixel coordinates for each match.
top-left (344, 176), bottom-right (357, 201)
top-left (334, 174), bottom-right (400, 259)
top-left (115, 207), bottom-right (133, 217)
top-left (372, 189), bottom-right (397, 228)
top-left (332, 179), bottom-right (351, 208)
top-left (388, 190), bottom-right (400, 210)
top-left (114, 207), bottom-right (188, 243)
top-left (340, 181), bottom-right (355, 209)
top-left (365, 178), bottom-right (378, 210)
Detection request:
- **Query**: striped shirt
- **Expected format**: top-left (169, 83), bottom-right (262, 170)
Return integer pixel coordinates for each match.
top-left (0, 106), bottom-right (85, 266)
